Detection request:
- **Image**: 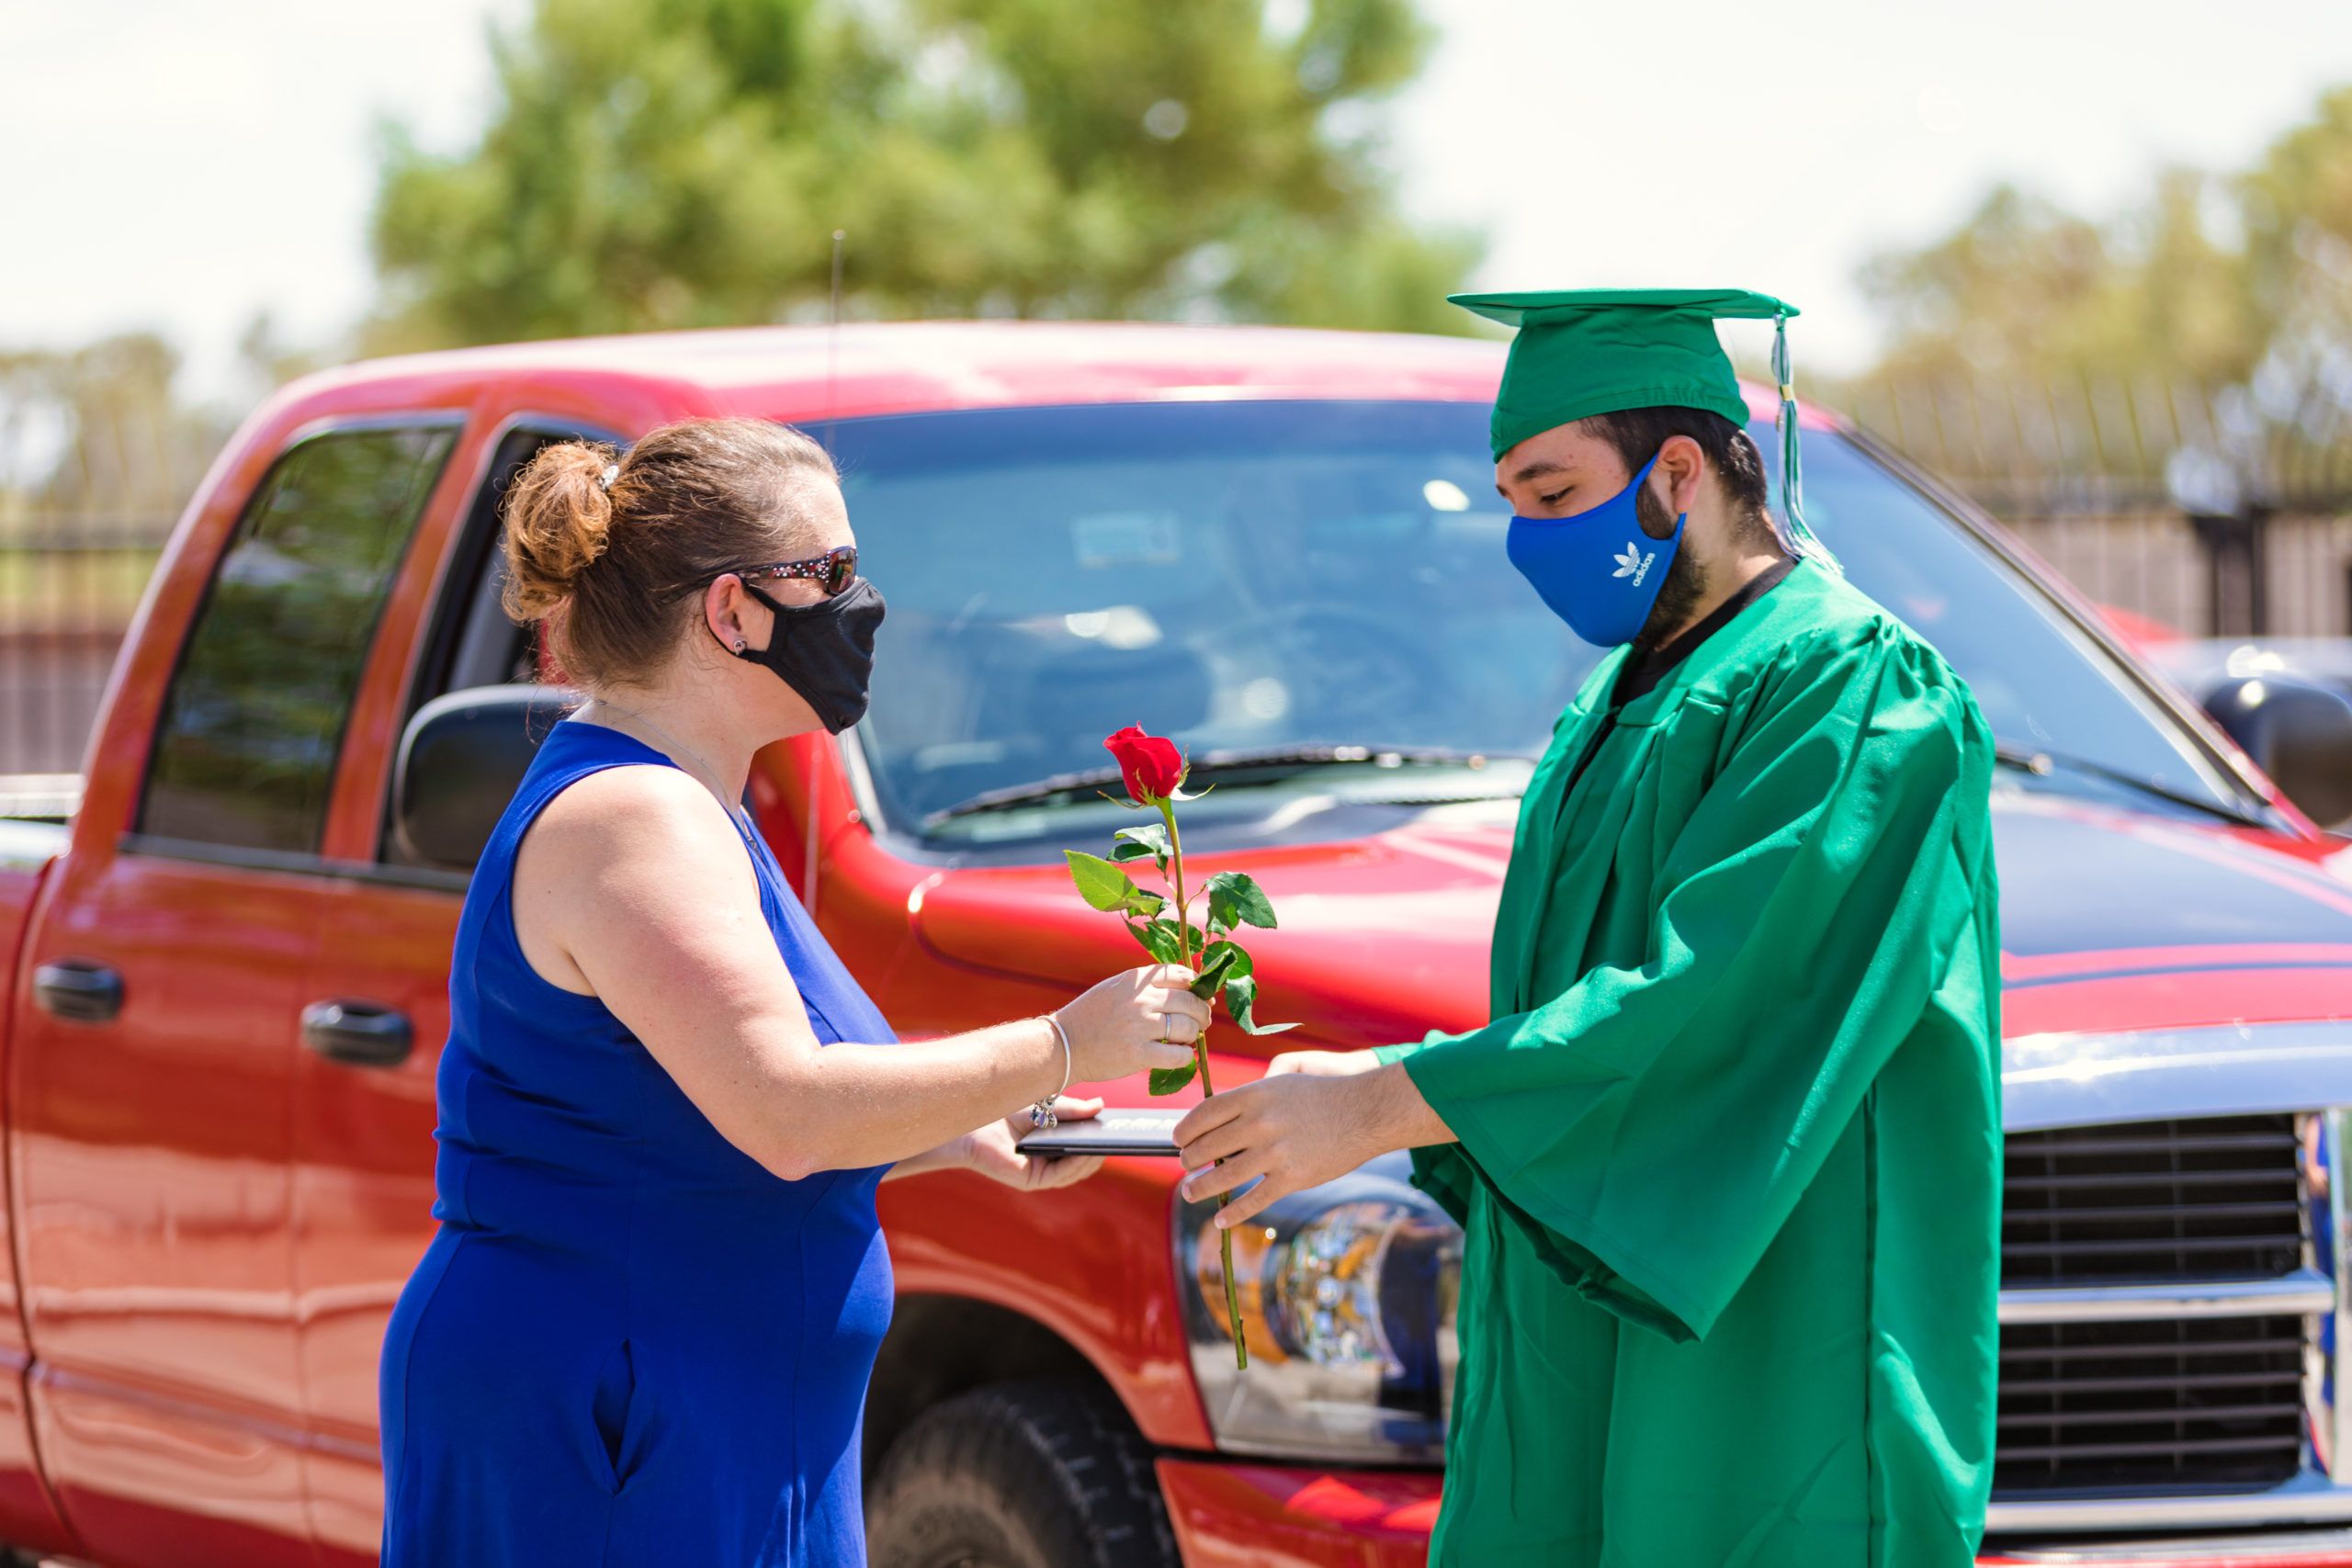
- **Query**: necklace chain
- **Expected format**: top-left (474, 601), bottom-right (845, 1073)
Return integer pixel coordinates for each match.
top-left (581, 699), bottom-right (750, 829)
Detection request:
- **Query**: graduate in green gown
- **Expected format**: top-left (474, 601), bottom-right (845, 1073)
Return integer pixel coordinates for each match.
top-left (1174, 289), bottom-right (2003, 1567)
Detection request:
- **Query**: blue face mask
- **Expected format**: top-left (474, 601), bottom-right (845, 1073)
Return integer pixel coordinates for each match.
top-left (1505, 451), bottom-right (1685, 648)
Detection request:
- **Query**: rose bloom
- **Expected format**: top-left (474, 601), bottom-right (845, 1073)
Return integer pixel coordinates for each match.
top-left (1105, 725), bottom-right (1185, 805)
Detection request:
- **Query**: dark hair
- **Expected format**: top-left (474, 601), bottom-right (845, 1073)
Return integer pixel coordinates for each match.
top-left (502, 417), bottom-right (840, 687)
top-left (1577, 406), bottom-right (1773, 539)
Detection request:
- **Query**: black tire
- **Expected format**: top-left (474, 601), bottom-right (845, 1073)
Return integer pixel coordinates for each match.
top-left (865, 1380), bottom-right (1180, 1568)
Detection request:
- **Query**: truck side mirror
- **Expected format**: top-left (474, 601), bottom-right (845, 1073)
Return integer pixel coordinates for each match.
top-left (2201, 674), bottom-right (2352, 830)
top-left (393, 684), bottom-right (580, 872)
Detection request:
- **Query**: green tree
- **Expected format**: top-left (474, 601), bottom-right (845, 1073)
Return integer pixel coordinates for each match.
top-left (2244, 84), bottom-right (2352, 335)
top-left (368, 0), bottom-right (1479, 349)
top-left (1855, 84), bottom-right (2351, 391)
top-left (0, 335), bottom-right (228, 523)
top-left (1857, 175), bottom-right (2260, 387)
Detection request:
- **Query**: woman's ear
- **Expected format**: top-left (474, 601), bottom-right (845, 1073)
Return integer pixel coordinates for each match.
top-left (704, 574), bottom-right (755, 655)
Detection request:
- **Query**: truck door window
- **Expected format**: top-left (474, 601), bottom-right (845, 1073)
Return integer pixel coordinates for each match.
top-left (139, 424), bottom-right (458, 853)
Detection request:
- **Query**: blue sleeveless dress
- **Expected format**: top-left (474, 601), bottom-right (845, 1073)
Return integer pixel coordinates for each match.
top-left (379, 720), bottom-right (895, 1566)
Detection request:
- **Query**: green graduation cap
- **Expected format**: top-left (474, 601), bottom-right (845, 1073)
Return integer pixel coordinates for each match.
top-left (1451, 286), bottom-right (1830, 563)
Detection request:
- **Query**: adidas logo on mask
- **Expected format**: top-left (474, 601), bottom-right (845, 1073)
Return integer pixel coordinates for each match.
top-left (1612, 542), bottom-right (1654, 585)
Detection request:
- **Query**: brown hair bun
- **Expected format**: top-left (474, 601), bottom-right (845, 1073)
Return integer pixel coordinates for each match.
top-left (502, 441), bottom-right (620, 622)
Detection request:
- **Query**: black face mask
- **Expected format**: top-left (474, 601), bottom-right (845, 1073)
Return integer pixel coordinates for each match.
top-left (726, 577), bottom-right (887, 734)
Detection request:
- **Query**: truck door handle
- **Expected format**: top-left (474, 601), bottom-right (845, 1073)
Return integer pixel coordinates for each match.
top-left (300, 1000), bottom-right (413, 1067)
top-left (33, 960), bottom-right (124, 1023)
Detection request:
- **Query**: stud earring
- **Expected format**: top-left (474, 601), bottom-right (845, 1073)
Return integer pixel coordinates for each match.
top-left (733, 639), bottom-right (746, 653)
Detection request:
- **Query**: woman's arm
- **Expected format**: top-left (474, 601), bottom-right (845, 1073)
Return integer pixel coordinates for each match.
top-left (515, 764), bottom-right (1201, 1180)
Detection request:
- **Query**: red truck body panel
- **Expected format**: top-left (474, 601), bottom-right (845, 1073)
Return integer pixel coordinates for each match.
top-left (2, 321), bottom-right (2346, 1564)
top-left (0, 836), bottom-right (74, 1557)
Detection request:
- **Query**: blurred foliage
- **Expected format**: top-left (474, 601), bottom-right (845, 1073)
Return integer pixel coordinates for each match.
top-left (2245, 85), bottom-right (2352, 327)
top-left (368, 0), bottom-right (1481, 348)
top-left (1857, 84), bottom-right (2352, 390)
top-left (0, 334), bottom-right (227, 525)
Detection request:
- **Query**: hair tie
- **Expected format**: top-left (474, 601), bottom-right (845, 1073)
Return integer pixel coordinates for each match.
top-left (597, 463), bottom-right (620, 492)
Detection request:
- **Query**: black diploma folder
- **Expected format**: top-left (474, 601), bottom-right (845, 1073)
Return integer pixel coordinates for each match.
top-left (1015, 1106), bottom-right (1183, 1158)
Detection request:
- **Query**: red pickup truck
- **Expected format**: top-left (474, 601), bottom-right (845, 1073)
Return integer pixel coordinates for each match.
top-left (6, 321), bottom-right (2352, 1567)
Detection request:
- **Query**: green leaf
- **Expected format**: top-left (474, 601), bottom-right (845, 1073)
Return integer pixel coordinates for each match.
top-left (1068, 851), bottom-right (1161, 917)
top-left (1222, 971), bottom-right (1257, 1020)
top-left (1068, 851), bottom-right (1138, 912)
top-left (1224, 975), bottom-right (1299, 1036)
top-left (1148, 1060), bottom-right (1200, 1096)
top-left (1189, 940), bottom-right (1251, 999)
top-left (1111, 823), bottom-right (1171, 870)
top-left (1126, 920), bottom-right (1179, 964)
top-left (1204, 871), bottom-right (1278, 932)
top-left (1128, 919), bottom-right (1202, 967)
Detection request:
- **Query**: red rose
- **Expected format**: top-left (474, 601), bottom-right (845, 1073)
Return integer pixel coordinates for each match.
top-left (1105, 725), bottom-right (1186, 806)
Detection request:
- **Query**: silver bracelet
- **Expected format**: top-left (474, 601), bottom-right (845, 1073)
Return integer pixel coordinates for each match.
top-left (1031, 1014), bottom-right (1072, 1130)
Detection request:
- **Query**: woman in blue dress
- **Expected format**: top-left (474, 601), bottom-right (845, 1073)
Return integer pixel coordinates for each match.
top-left (379, 418), bottom-right (1204, 1567)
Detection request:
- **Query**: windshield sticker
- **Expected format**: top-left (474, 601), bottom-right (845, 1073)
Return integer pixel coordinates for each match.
top-left (1073, 511), bottom-right (1182, 569)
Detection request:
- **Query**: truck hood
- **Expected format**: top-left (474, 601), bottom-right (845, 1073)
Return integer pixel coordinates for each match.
top-left (910, 791), bottom-right (2352, 1056)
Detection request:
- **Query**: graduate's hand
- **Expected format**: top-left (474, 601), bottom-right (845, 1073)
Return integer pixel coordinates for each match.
top-left (958, 1096), bottom-right (1107, 1191)
top-left (1175, 1053), bottom-right (1436, 1230)
top-left (1262, 1048), bottom-right (1385, 1080)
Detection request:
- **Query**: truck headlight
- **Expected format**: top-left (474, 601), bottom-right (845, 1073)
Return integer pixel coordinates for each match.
top-left (1172, 1152), bottom-right (1461, 1462)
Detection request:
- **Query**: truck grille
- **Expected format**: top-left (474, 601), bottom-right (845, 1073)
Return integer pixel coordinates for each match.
top-left (2002, 1115), bottom-right (2306, 1286)
top-left (1995, 1115), bottom-right (2313, 1496)
top-left (1995, 1315), bottom-right (2307, 1492)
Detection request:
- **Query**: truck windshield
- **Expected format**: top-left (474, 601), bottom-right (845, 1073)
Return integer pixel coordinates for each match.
top-left (818, 400), bottom-right (2245, 850)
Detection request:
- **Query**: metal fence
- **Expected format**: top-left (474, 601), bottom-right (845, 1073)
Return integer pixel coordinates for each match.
top-left (1838, 372), bottom-right (2352, 639)
top-left (0, 516), bottom-right (173, 774)
top-left (1, 352), bottom-right (217, 777)
top-left (1838, 374), bottom-right (2352, 518)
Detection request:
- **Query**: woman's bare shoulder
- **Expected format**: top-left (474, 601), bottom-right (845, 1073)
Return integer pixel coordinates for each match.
top-left (511, 761), bottom-right (764, 994)
top-left (521, 762), bottom-right (752, 895)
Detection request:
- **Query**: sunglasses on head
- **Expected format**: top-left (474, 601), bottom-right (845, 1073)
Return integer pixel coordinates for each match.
top-left (731, 545), bottom-right (859, 598)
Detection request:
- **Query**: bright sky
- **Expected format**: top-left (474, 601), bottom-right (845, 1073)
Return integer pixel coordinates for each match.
top-left (4, 0), bottom-right (2348, 404)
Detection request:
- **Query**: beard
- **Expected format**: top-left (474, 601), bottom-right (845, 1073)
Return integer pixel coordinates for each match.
top-left (1633, 481), bottom-right (1703, 649)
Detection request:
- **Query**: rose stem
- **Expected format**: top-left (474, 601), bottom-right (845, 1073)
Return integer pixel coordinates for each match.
top-left (1159, 798), bottom-right (1248, 1371)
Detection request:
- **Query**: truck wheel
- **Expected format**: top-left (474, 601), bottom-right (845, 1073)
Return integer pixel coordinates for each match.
top-left (865, 1380), bottom-right (1179, 1568)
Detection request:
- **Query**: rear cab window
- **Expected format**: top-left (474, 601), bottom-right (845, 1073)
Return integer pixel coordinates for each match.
top-left (137, 423), bottom-right (458, 857)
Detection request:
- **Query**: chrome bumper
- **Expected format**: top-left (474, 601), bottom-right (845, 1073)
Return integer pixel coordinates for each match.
top-left (1992, 1525), bottom-right (2352, 1562)
top-left (1991, 1469), bottom-right (2352, 1533)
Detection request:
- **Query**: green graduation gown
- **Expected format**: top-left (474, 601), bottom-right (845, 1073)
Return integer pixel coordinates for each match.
top-left (1376, 558), bottom-right (2001, 1567)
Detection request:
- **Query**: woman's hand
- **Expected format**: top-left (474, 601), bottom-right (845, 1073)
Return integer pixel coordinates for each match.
top-left (1055, 966), bottom-right (1205, 1084)
top-left (956, 1096), bottom-right (1107, 1192)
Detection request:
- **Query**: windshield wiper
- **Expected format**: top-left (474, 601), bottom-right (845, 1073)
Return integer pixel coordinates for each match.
top-left (1994, 740), bottom-right (2269, 829)
top-left (927, 743), bottom-right (1528, 826)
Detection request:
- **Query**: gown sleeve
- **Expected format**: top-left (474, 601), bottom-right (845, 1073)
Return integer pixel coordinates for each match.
top-left (1376, 625), bottom-right (1994, 1344)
